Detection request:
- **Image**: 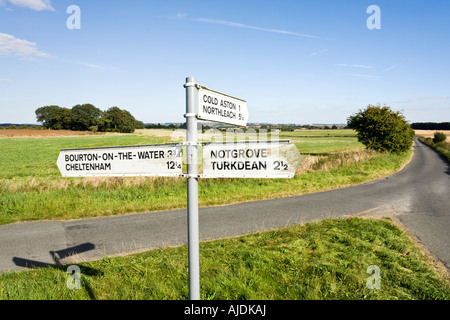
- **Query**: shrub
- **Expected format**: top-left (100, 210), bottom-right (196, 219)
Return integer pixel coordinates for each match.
top-left (347, 105), bottom-right (414, 153)
top-left (433, 132), bottom-right (447, 143)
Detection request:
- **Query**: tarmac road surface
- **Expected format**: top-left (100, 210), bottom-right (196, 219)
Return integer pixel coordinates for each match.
top-left (1, 137), bottom-right (449, 273)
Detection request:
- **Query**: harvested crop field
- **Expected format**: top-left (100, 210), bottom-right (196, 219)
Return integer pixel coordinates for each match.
top-left (414, 130), bottom-right (450, 139)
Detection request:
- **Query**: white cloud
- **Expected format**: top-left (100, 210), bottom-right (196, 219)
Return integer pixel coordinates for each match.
top-left (335, 64), bottom-right (374, 69)
top-left (0, 78), bottom-right (13, 82)
top-left (403, 96), bottom-right (449, 102)
top-left (340, 73), bottom-right (381, 81)
top-left (0, 33), bottom-right (51, 59)
top-left (384, 63), bottom-right (399, 72)
top-left (188, 17), bottom-right (322, 39)
top-left (78, 62), bottom-right (119, 72)
top-left (4, 0), bottom-right (54, 11)
top-left (311, 48), bottom-right (328, 56)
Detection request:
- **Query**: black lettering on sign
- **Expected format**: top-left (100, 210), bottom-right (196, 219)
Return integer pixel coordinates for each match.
top-left (65, 153), bottom-right (98, 162)
top-left (211, 161), bottom-right (267, 171)
top-left (118, 152), bottom-right (133, 160)
top-left (166, 161), bottom-right (181, 170)
top-left (210, 149), bottom-right (268, 159)
top-left (220, 100), bottom-right (236, 110)
top-left (137, 150), bottom-right (165, 159)
top-left (65, 163), bottom-right (112, 171)
top-left (273, 161), bottom-right (288, 170)
top-left (203, 95), bottom-right (218, 105)
top-left (202, 105), bottom-right (236, 119)
top-left (102, 153), bottom-right (114, 161)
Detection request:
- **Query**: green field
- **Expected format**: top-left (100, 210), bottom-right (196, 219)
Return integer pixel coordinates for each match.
top-left (0, 129), bottom-right (412, 225)
top-left (279, 128), bottom-right (357, 137)
top-left (1, 217), bottom-right (449, 300)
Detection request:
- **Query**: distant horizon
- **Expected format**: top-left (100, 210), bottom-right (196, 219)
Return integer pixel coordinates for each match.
top-left (1, 121), bottom-right (449, 128)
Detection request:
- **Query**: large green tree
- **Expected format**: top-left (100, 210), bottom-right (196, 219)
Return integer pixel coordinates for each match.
top-left (35, 106), bottom-right (72, 130)
top-left (347, 105), bottom-right (414, 153)
top-left (100, 107), bottom-right (137, 133)
top-left (70, 104), bottom-right (103, 131)
top-left (36, 104), bottom-right (142, 133)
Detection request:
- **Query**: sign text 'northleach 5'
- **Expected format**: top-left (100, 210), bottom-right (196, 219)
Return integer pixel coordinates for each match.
top-left (57, 144), bottom-right (182, 177)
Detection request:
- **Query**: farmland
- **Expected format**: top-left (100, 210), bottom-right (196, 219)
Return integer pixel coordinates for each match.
top-left (0, 128), bottom-right (411, 225)
top-left (414, 130), bottom-right (450, 139)
top-left (415, 130), bottom-right (450, 163)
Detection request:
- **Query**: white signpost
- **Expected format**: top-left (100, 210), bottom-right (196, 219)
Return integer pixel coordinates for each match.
top-left (197, 85), bottom-right (248, 126)
top-left (56, 77), bottom-right (302, 301)
top-left (57, 144), bottom-right (182, 177)
top-left (202, 140), bottom-right (301, 178)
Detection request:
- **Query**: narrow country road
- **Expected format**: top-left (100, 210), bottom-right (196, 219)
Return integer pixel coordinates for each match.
top-left (1, 137), bottom-right (449, 273)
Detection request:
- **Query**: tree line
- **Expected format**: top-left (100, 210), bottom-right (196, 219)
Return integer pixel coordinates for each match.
top-left (410, 122), bottom-right (450, 130)
top-left (35, 104), bottom-right (145, 133)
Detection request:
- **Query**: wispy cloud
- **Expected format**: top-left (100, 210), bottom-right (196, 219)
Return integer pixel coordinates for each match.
top-left (173, 14), bottom-right (322, 39)
top-left (1, 0), bottom-right (54, 11)
top-left (402, 96), bottom-right (449, 102)
top-left (384, 63), bottom-right (399, 72)
top-left (311, 48), bottom-right (328, 56)
top-left (76, 61), bottom-right (123, 73)
top-left (0, 78), bottom-right (13, 82)
top-left (79, 62), bottom-right (116, 72)
top-left (0, 33), bottom-right (51, 60)
top-left (335, 64), bottom-right (374, 69)
top-left (340, 73), bottom-right (381, 81)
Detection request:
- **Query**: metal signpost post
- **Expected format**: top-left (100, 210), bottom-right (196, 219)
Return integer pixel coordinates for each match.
top-left (57, 76), bottom-right (302, 301)
top-left (184, 77), bottom-right (200, 300)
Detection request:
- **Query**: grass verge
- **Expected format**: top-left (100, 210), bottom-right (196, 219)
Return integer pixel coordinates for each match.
top-left (1, 217), bottom-right (449, 300)
top-left (418, 137), bottom-right (450, 163)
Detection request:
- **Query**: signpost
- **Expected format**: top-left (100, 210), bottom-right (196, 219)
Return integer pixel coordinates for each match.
top-left (202, 140), bottom-right (301, 178)
top-left (197, 85), bottom-right (248, 126)
top-left (57, 144), bottom-right (182, 177)
top-left (184, 77), bottom-right (200, 300)
top-left (56, 76), bottom-right (303, 301)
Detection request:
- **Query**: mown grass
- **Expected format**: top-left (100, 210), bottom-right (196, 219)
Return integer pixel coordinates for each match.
top-left (0, 130), bottom-right (413, 225)
top-left (1, 217), bottom-right (448, 300)
top-left (279, 129), bottom-right (357, 137)
top-left (281, 129), bottom-right (361, 155)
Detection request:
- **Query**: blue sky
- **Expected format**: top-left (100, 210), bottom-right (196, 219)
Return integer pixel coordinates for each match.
top-left (0, 0), bottom-right (449, 124)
